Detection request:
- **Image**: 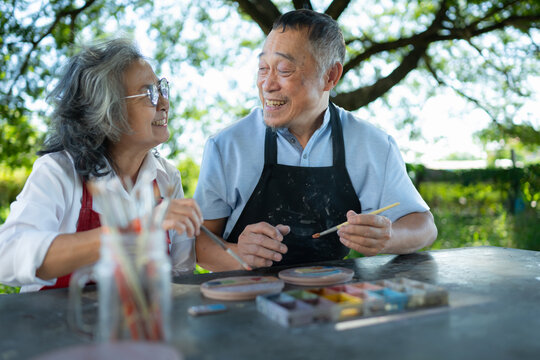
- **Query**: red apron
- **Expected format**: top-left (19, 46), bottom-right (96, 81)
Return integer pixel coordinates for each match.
top-left (40, 181), bottom-right (101, 290)
top-left (40, 180), bottom-right (170, 290)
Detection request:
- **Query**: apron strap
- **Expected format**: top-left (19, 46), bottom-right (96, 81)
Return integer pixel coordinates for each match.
top-left (264, 127), bottom-right (278, 165)
top-left (328, 102), bottom-right (346, 168)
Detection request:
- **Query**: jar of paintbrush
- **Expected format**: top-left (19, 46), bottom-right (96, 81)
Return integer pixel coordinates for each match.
top-left (69, 175), bottom-right (172, 341)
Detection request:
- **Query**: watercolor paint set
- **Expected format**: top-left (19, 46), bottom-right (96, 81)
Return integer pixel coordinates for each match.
top-left (256, 277), bottom-right (448, 327)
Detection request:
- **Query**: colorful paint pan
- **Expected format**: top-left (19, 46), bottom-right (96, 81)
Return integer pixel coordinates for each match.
top-left (256, 293), bottom-right (315, 327)
top-left (278, 266), bottom-right (354, 286)
top-left (200, 276), bottom-right (284, 301)
top-left (256, 277), bottom-right (449, 327)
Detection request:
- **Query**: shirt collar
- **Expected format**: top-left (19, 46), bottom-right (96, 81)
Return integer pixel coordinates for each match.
top-left (92, 150), bottom-right (169, 194)
top-left (139, 150), bottom-right (170, 185)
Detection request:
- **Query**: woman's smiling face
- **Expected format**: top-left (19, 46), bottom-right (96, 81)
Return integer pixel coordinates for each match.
top-left (120, 59), bottom-right (170, 154)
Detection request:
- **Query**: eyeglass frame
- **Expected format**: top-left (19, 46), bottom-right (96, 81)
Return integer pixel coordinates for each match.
top-left (124, 78), bottom-right (169, 106)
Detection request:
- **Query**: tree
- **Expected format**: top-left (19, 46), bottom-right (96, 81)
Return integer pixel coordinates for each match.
top-left (0, 0), bottom-right (154, 167)
top-left (1, 0), bottom-right (539, 168)
top-left (233, 0), bottom-right (540, 150)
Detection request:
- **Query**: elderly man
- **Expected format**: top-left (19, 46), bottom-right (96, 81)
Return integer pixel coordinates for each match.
top-left (194, 9), bottom-right (437, 271)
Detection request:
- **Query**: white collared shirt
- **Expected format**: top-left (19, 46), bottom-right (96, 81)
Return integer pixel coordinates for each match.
top-left (0, 150), bottom-right (195, 292)
top-left (194, 105), bottom-right (429, 240)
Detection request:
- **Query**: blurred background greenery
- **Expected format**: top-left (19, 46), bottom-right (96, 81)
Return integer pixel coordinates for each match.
top-left (2, 161), bottom-right (538, 294)
top-left (1, 1), bottom-right (539, 293)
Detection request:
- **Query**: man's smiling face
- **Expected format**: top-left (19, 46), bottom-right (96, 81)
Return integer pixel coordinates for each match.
top-left (257, 28), bottom-right (327, 130)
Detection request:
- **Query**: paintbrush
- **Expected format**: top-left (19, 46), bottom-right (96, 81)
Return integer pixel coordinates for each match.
top-left (312, 202), bottom-right (400, 239)
top-left (200, 225), bottom-right (253, 271)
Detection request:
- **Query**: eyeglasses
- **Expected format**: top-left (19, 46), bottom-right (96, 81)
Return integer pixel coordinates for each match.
top-left (124, 78), bottom-right (169, 106)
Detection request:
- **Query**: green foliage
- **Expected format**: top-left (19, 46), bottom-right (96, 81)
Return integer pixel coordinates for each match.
top-left (177, 157), bottom-right (200, 198)
top-left (194, 264), bottom-right (210, 275)
top-left (0, 284), bottom-right (19, 294)
top-left (0, 103), bottom-right (40, 168)
top-left (0, 166), bottom-right (30, 223)
top-left (421, 181), bottom-right (539, 251)
top-left (349, 163), bottom-right (540, 259)
top-left (0, 0), bottom-right (154, 166)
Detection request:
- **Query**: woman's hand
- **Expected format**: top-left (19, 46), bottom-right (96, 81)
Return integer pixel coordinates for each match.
top-left (161, 198), bottom-right (203, 237)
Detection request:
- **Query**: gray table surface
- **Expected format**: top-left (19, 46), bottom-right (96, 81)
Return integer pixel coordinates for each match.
top-left (1, 246), bottom-right (540, 360)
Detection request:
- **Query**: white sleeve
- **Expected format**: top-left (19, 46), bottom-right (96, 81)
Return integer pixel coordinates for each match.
top-left (0, 154), bottom-right (79, 287)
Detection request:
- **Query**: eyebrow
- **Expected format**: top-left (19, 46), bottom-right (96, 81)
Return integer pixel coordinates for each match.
top-left (137, 78), bottom-right (159, 91)
top-left (258, 51), bottom-right (297, 63)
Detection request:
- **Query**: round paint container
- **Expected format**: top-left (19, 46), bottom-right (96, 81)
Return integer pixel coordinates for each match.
top-left (200, 276), bottom-right (285, 301)
top-left (278, 266), bottom-right (354, 286)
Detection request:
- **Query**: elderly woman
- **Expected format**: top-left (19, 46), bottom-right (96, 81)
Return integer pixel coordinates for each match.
top-left (0, 38), bottom-right (202, 292)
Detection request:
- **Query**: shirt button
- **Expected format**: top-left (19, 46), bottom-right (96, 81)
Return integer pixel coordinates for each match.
top-left (290, 138), bottom-right (295, 143)
top-left (303, 154), bottom-right (307, 159)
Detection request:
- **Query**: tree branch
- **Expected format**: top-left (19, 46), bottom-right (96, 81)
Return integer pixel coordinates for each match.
top-left (343, 3), bottom-right (540, 77)
top-left (343, 0), bottom-right (447, 76)
top-left (333, 44), bottom-right (428, 110)
top-left (467, 0), bottom-right (522, 30)
top-left (422, 53), bottom-right (499, 123)
top-left (325, 0), bottom-right (351, 20)
top-left (233, 0), bottom-right (281, 35)
top-left (292, 0), bottom-right (312, 10)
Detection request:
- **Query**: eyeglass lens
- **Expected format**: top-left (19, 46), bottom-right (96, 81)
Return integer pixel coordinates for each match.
top-left (151, 78), bottom-right (169, 105)
top-left (148, 78), bottom-right (169, 106)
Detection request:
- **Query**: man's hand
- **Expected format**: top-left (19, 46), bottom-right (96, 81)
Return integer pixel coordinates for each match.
top-left (337, 210), bottom-right (392, 256)
top-left (237, 222), bottom-right (290, 268)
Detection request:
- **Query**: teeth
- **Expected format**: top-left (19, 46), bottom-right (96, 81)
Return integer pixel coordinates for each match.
top-left (266, 100), bottom-right (286, 107)
top-left (152, 119), bottom-right (167, 126)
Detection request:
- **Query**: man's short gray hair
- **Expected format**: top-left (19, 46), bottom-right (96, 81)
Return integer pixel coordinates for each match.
top-left (272, 9), bottom-right (346, 75)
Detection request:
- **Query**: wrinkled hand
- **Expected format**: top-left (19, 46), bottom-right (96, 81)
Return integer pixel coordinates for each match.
top-left (337, 210), bottom-right (392, 256)
top-left (237, 222), bottom-right (290, 268)
top-left (161, 198), bottom-right (203, 237)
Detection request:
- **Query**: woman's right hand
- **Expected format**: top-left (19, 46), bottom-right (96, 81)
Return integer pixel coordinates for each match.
top-left (161, 198), bottom-right (203, 237)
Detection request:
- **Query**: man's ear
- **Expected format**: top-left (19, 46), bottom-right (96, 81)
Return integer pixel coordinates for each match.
top-left (323, 62), bottom-right (343, 91)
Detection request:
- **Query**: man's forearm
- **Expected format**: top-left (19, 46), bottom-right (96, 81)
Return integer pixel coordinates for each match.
top-left (195, 234), bottom-right (243, 272)
top-left (382, 211), bottom-right (437, 254)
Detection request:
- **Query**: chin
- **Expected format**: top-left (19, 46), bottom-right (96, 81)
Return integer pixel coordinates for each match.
top-left (263, 115), bottom-right (290, 129)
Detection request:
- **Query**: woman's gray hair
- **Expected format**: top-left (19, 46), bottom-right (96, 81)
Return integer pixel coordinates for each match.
top-left (39, 38), bottom-right (144, 179)
top-left (272, 9), bottom-right (346, 75)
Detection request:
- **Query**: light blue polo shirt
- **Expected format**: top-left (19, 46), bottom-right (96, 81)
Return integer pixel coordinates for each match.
top-left (194, 105), bottom-right (429, 241)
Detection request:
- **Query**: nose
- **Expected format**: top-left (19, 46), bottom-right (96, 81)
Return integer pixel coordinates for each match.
top-left (260, 69), bottom-right (280, 92)
top-left (157, 92), bottom-right (169, 112)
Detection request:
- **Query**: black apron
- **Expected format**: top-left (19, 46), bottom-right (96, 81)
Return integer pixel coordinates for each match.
top-left (227, 102), bottom-right (362, 266)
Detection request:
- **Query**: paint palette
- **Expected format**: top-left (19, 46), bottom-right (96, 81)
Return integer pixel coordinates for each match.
top-left (200, 276), bottom-right (285, 301)
top-left (278, 266), bottom-right (354, 286)
top-left (256, 277), bottom-right (448, 327)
